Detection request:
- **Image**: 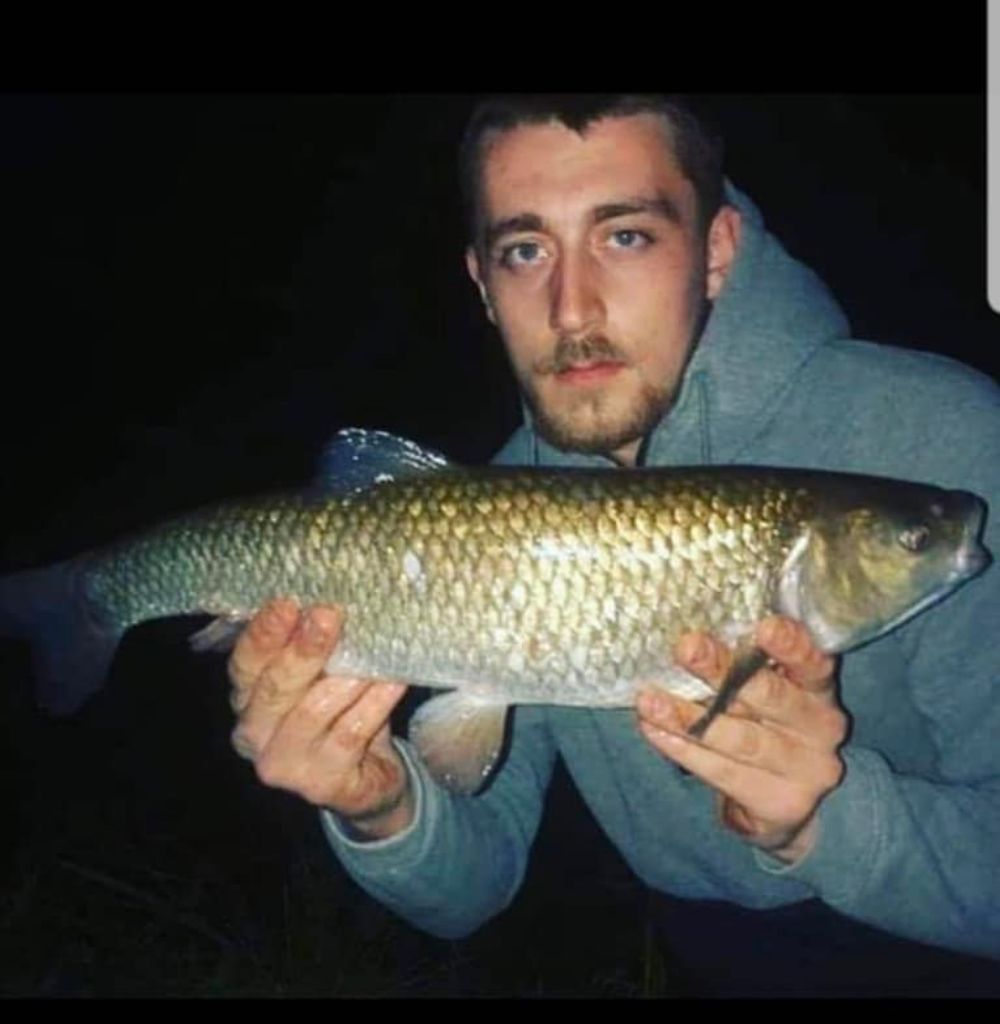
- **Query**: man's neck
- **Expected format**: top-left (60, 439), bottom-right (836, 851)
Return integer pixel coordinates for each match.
top-left (610, 437), bottom-right (642, 468)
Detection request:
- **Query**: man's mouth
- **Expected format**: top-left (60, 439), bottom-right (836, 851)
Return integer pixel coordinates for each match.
top-left (552, 361), bottom-right (625, 385)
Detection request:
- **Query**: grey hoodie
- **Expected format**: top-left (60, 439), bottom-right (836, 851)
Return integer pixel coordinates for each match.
top-left (322, 184), bottom-right (1000, 960)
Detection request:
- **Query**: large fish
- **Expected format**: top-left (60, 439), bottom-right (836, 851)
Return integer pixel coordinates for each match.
top-left (0, 429), bottom-right (991, 793)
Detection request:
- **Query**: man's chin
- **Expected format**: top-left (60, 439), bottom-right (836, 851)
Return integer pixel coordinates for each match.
top-left (531, 408), bottom-right (648, 458)
top-left (526, 385), bottom-right (674, 459)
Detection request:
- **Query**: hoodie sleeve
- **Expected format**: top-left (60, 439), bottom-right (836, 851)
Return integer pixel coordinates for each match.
top-left (752, 389), bottom-right (1000, 960)
top-left (320, 705), bottom-right (556, 939)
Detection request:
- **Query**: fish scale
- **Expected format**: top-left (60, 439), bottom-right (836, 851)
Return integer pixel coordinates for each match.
top-left (1, 429), bottom-right (988, 793)
top-left (83, 469), bottom-right (809, 705)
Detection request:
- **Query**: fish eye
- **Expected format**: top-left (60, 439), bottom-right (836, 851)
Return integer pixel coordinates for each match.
top-left (899, 525), bottom-right (931, 553)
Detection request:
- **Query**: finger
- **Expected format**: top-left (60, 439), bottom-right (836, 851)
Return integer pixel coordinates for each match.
top-left (638, 715), bottom-right (833, 828)
top-left (637, 687), bottom-right (753, 739)
top-left (662, 650), bottom-right (846, 748)
top-left (249, 605), bottom-right (344, 709)
top-left (228, 598), bottom-right (300, 692)
top-left (232, 607), bottom-right (346, 758)
top-left (756, 617), bottom-right (836, 693)
top-left (674, 632), bottom-right (734, 690)
top-left (317, 679), bottom-right (409, 764)
top-left (671, 634), bottom-right (762, 728)
top-left (260, 679), bottom-right (408, 812)
top-left (641, 689), bottom-right (842, 789)
top-left (262, 674), bottom-right (391, 767)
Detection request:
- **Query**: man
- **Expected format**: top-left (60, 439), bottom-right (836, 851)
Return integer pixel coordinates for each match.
top-left (227, 96), bottom-right (1000, 996)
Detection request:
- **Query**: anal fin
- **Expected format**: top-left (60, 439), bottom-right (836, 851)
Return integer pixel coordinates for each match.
top-left (408, 691), bottom-right (509, 796)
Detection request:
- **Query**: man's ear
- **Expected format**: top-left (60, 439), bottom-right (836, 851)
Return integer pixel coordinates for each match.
top-left (705, 205), bottom-right (742, 301)
top-left (465, 246), bottom-right (496, 324)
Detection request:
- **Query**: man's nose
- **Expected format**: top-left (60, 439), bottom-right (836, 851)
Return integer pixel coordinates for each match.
top-left (549, 251), bottom-right (604, 335)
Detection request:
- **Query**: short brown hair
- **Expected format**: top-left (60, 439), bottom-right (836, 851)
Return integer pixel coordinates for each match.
top-left (458, 94), bottom-right (725, 247)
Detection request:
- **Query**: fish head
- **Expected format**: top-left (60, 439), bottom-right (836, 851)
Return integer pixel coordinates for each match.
top-left (781, 481), bottom-right (991, 653)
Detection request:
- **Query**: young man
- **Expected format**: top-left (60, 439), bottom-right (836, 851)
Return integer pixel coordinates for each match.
top-left (227, 96), bottom-right (1000, 996)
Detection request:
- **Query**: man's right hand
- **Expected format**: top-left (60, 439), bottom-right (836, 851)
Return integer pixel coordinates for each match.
top-left (227, 598), bottom-right (414, 840)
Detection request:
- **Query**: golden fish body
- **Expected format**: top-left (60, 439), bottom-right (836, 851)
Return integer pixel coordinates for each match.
top-left (91, 466), bottom-right (811, 706)
top-left (1, 430), bottom-right (990, 792)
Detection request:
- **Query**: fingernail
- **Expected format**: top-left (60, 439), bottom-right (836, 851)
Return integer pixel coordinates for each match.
top-left (305, 607), bottom-right (339, 639)
top-left (231, 731), bottom-right (256, 761)
top-left (263, 599), bottom-right (296, 632)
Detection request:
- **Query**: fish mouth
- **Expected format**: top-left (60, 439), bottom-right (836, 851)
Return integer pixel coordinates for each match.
top-left (952, 490), bottom-right (991, 581)
top-left (954, 542), bottom-right (991, 582)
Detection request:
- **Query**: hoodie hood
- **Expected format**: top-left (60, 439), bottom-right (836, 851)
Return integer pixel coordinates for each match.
top-left (509, 182), bottom-right (851, 469)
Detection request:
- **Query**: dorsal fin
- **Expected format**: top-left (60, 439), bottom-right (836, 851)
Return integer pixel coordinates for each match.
top-left (314, 429), bottom-right (453, 496)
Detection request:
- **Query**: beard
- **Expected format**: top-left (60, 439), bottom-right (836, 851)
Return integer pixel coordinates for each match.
top-left (518, 333), bottom-right (678, 458)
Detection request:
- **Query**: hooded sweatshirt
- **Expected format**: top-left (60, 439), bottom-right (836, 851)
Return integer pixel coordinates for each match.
top-left (321, 184), bottom-right (1000, 960)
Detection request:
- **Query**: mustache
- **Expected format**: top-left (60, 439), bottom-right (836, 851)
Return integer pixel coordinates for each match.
top-left (534, 335), bottom-right (629, 376)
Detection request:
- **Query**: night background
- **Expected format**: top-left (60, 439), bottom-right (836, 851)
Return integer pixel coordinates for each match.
top-left (0, 93), bottom-right (995, 996)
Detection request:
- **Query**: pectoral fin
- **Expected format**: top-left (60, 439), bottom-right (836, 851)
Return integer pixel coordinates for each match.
top-left (408, 692), bottom-right (509, 796)
top-left (188, 614), bottom-right (249, 653)
top-left (687, 647), bottom-right (769, 740)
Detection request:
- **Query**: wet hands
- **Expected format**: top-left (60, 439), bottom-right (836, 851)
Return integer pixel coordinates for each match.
top-left (637, 617), bottom-right (848, 864)
top-left (228, 599), bottom-right (413, 840)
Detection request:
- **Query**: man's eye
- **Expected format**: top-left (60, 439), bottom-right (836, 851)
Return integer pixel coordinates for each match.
top-left (499, 241), bottom-right (545, 268)
top-left (609, 229), bottom-right (652, 249)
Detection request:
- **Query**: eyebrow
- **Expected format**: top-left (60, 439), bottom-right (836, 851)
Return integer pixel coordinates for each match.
top-left (594, 196), bottom-right (682, 225)
top-left (483, 213), bottom-right (543, 252)
top-left (483, 195), bottom-right (682, 252)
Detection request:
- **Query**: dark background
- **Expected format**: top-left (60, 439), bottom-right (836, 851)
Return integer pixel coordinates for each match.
top-left (0, 94), bottom-right (995, 996)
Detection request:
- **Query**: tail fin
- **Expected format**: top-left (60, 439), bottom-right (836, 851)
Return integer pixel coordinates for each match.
top-left (0, 559), bottom-right (124, 714)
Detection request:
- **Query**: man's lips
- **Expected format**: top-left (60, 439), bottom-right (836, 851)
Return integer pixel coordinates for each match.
top-left (552, 361), bottom-right (625, 385)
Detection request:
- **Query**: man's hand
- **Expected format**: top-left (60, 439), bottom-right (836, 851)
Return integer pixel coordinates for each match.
top-left (636, 616), bottom-right (848, 863)
top-left (228, 599), bottom-right (413, 840)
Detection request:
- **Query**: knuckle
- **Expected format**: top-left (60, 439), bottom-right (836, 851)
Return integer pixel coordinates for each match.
top-left (298, 678), bottom-right (336, 718)
top-left (254, 751), bottom-right (291, 790)
top-left (830, 705), bottom-right (849, 735)
top-left (734, 722), bottom-right (762, 760)
top-left (815, 652), bottom-right (837, 677)
top-left (818, 704), bottom-right (849, 741)
top-left (227, 651), bottom-right (256, 689)
top-left (819, 757), bottom-right (846, 794)
top-left (774, 790), bottom-right (814, 825)
top-left (230, 726), bottom-right (258, 762)
top-left (758, 670), bottom-right (786, 708)
top-left (300, 772), bottom-right (352, 809)
top-left (229, 685), bottom-right (250, 714)
top-left (328, 718), bottom-right (365, 754)
top-left (256, 672), bottom-right (285, 706)
top-left (298, 782), bottom-right (328, 808)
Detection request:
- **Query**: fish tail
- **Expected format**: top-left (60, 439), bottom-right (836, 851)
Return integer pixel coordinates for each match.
top-left (0, 558), bottom-right (124, 714)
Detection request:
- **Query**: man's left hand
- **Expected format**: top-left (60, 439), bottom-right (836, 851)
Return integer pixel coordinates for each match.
top-left (636, 616), bottom-right (848, 864)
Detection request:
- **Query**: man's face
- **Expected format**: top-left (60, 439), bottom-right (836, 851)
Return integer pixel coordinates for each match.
top-left (466, 113), bottom-right (739, 465)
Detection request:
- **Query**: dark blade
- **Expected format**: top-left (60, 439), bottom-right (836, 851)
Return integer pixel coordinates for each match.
top-left (687, 647), bottom-right (769, 740)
